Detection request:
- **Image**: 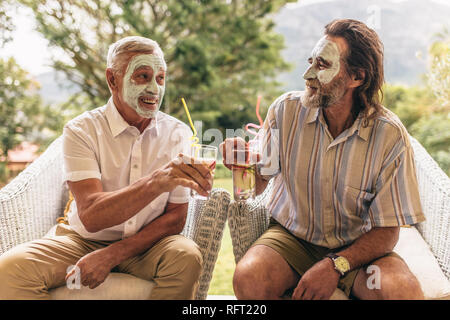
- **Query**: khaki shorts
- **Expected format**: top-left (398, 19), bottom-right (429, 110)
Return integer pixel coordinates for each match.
top-left (252, 218), bottom-right (401, 297)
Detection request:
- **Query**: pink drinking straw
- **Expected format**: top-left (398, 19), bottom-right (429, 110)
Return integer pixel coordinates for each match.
top-left (244, 95), bottom-right (263, 137)
top-left (238, 95), bottom-right (263, 182)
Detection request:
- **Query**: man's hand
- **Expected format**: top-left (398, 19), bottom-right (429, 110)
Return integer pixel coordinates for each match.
top-left (219, 137), bottom-right (261, 170)
top-left (292, 258), bottom-right (340, 300)
top-left (151, 153), bottom-right (214, 197)
top-left (220, 137), bottom-right (248, 170)
top-left (220, 137), bottom-right (268, 196)
top-left (65, 247), bottom-right (117, 289)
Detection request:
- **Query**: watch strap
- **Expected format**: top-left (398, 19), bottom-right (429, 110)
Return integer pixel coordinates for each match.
top-left (326, 252), bottom-right (340, 260)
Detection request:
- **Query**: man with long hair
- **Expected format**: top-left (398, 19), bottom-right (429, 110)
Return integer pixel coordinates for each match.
top-left (222, 19), bottom-right (425, 300)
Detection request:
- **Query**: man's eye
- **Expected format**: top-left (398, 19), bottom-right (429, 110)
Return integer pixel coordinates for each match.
top-left (318, 62), bottom-right (327, 69)
top-left (139, 74), bottom-right (148, 79)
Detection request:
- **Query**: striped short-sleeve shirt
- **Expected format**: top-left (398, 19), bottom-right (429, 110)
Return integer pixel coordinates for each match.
top-left (258, 91), bottom-right (425, 249)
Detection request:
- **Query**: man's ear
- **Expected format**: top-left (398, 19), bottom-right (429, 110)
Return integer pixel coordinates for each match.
top-left (106, 68), bottom-right (117, 91)
top-left (349, 69), bottom-right (365, 88)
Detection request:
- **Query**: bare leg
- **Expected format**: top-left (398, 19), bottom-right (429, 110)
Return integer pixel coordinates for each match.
top-left (351, 255), bottom-right (424, 300)
top-left (233, 244), bottom-right (300, 300)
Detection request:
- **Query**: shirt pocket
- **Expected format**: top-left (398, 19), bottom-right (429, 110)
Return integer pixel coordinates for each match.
top-left (342, 185), bottom-right (375, 216)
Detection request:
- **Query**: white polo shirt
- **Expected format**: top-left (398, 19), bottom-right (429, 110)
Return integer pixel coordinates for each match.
top-left (63, 98), bottom-right (192, 241)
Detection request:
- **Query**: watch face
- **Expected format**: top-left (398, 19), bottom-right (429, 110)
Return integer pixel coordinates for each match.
top-left (335, 256), bottom-right (350, 273)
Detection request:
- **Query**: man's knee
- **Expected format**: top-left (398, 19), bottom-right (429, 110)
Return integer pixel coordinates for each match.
top-left (378, 269), bottom-right (424, 300)
top-left (0, 253), bottom-right (15, 298)
top-left (162, 237), bottom-right (203, 279)
top-left (359, 256), bottom-right (424, 300)
top-left (150, 237), bottom-right (203, 299)
top-left (233, 259), bottom-right (257, 299)
top-left (233, 256), bottom-right (276, 299)
top-left (233, 245), bottom-right (299, 300)
top-left (0, 249), bottom-right (38, 299)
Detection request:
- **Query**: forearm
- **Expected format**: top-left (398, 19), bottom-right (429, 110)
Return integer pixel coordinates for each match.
top-left (104, 204), bottom-right (188, 266)
top-left (336, 227), bottom-right (399, 271)
top-left (81, 175), bottom-right (161, 232)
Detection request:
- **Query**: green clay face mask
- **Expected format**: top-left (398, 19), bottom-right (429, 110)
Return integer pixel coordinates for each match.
top-left (303, 36), bottom-right (341, 85)
top-left (123, 54), bottom-right (166, 118)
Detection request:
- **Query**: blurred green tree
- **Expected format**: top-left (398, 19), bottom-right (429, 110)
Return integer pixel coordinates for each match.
top-left (422, 28), bottom-right (450, 175)
top-left (383, 84), bottom-right (436, 131)
top-left (428, 27), bottom-right (450, 110)
top-left (0, 57), bottom-right (54, 181)
top-left (0, 0), bottom-right (15, 47)
top-left (20, 0), bottom-right (294, 132)
top-left (411, 113), bottom-right (450, 174)
top-left (384, 27), bottom-right (450, 176)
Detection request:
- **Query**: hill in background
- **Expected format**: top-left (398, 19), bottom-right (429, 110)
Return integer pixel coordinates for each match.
top-left (35, 71), bottom-right (78, 104)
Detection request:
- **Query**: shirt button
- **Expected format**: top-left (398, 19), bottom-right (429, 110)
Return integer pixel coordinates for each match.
top-left (133, 164), bottom-right (138, 169)
top-left (128, 221), bottom-right (133, 225)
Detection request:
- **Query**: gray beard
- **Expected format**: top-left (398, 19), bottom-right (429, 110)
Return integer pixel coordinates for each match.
top-left (301, 76), bottom-right (348, 109)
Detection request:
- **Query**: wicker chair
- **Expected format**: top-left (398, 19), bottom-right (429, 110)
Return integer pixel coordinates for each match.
top-left (228, 136), bottom-right (450, 300)
top-left (0, 136), bottom-right (231, 300)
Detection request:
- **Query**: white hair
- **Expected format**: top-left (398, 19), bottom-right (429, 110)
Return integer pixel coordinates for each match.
top-left (106, 36), bottom-right (167, 74)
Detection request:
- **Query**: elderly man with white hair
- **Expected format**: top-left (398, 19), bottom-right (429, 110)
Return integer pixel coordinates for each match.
top-left (0, 36), bottom-right (213, 300)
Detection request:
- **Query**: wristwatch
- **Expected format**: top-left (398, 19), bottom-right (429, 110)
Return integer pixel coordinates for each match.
top-left (326, 253), bottom-right (350, 277)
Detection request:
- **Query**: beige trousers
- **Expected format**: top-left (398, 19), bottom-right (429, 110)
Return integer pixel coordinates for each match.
top-left (0, 223), bottom-right (203, 300)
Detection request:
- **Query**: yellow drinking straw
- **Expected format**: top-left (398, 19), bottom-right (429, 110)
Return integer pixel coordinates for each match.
top-left (181, 98), bottom-right (201, 154)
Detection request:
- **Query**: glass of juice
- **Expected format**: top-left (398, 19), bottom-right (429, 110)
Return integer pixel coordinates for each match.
top-left (189, 144), bottom-right (218, 200)
top-left (232, 139), bottom-right (260, 202)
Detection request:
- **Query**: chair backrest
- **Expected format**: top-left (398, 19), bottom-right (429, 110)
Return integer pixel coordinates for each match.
top-left (0, 136), bottom-right (69, 254)
top-left (410, 137), bottom-right (450, 280)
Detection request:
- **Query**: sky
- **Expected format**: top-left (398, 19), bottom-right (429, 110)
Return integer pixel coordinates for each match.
top-left (0, 5), bottom-right (67, 75)
top-left (1, 0), bottom-right (449, 76)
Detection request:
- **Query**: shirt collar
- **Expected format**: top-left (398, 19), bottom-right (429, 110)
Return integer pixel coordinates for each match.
top-left (354, 107), bottom-right (376, 142)
top-left (355, 118), bottom-right (370, 141)
top-left (305, 106), bottom-right (373, 142)
top-left (105, 98), bottom-right (160, 138)
top-left (306, 108), bottom-right (320, 124)
top-left (150, 114), bottom-right (160, 137)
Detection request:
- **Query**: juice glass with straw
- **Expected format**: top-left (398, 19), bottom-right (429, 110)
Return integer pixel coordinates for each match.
top-left (232, 139), bottom-right (260, 202)
top-left (189, 144), bottom-right (217, 200)
top-left (181, 97), bottom-right (217, 200)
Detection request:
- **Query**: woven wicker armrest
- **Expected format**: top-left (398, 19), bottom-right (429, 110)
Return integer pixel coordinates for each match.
top-left (227, 180), bottom-right (273, 263)
top-left (182, 188), bottom-right (231, 299)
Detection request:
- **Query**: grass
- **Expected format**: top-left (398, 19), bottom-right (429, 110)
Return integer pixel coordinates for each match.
top-left (208, 178), bottom-right (235, 295)
top-left (208, 224), bottom-right (235, 295)
top-left (212, 176), bottom-right (233, 194)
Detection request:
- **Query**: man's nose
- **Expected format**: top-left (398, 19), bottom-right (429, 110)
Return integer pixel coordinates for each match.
top-left (144, 88), bottom-right (157, 95)
top-left (303, 65), bottom-right (317, 80)
top-left (145, 79), bottom-right (158, 94)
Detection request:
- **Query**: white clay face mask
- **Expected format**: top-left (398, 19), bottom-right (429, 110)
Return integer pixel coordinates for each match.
top-left (122, 54), bottom-right (166, 118)
top-left (303, 36), bottom-right (341, 85)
